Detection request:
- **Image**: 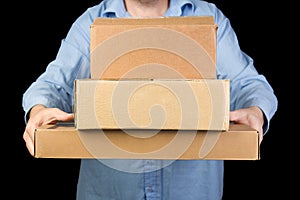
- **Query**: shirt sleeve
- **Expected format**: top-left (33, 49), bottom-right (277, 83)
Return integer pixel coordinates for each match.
top-left (213, 7), bottom-right (278, 134)
top-left (21, 8), bottom-right (96, 123)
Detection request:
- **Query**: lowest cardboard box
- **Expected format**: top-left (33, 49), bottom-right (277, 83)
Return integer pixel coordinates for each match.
top-left (90, 16), bottom-right (217, 80)
top-left (74, 79), bottom-right (230, 131)
top-left (34, 122), bottom-right (259, 160)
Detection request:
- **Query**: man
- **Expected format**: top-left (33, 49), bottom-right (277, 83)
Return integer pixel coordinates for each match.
top-left (22, 0), bottom-right (278, 199)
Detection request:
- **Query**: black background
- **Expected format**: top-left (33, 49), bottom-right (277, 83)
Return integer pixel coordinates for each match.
top-left (6, 0), bottom-right (296, 199)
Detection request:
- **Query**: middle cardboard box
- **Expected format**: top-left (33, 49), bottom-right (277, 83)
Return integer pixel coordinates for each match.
top-left (74, 78), bottom-right (230, 131)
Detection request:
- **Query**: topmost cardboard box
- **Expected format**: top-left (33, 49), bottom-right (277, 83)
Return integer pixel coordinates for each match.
top-left (90, 16), bottom-right (217, 80)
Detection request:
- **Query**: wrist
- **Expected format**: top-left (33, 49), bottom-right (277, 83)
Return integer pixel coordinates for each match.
top-left (29, 104), bottom-right (46, 118)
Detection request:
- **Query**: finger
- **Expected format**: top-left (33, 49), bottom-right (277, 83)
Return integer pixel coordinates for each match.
top-left (24, 121), bottom-right (36, 143)
top-left (254, 126), bottom-right (263, 144)
top-left (23, 129), bottom-right (34, 156)
top-left (62, 113), bottom-right (74, 121)
top-left (229, 110), bottom-right (246, 125)
top-left (40, 109), bottom-right (73, 125)
top-left (244, 115), bottom-right (263, 144)
top-left (229, 110), bottom-right (242, 122)
top-left (52, 109), bottom-right (74, 122)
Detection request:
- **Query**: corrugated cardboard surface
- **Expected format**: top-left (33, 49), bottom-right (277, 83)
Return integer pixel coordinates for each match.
top-left (74, 79), bottom-right (230, 131)
top-left (90, 16), bottom-right (217, 79)
top-left (34, 123), bottom-right (259, 160)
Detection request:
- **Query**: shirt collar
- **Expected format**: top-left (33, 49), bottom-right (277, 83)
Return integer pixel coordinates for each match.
top-left (102, 0), bottom-right (129, 18)
top-left (102, 0), bottom-right (194, 17)
top-left (166, 0), bottom-right (194, 16)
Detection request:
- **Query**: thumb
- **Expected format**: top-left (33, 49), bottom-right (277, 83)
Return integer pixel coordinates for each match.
top-left (229, 110), bottom-right (240, 122)
top-left (55, 110), bottom-right (74, 122)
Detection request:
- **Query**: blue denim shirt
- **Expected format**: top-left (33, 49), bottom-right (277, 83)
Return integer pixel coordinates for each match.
top-left (22, 0), bottom-right (278, 199)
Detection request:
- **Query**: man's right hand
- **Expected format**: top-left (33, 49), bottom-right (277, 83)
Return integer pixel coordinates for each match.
top-left (23, 104), bottom-right (74, 156)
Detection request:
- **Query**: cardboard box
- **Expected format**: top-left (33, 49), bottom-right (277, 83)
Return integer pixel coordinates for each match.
top-left (90, 16), bottom-right (217, 80)
top-left (74, 79), bottom-right (230, 131)
top-left (34, 122), bottom-right (259, 160)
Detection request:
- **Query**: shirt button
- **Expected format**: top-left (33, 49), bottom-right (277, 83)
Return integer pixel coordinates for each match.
top-left (147, 161), bottom-right (152, 165)
top-left (147, 186), bottom-right (153, 192)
